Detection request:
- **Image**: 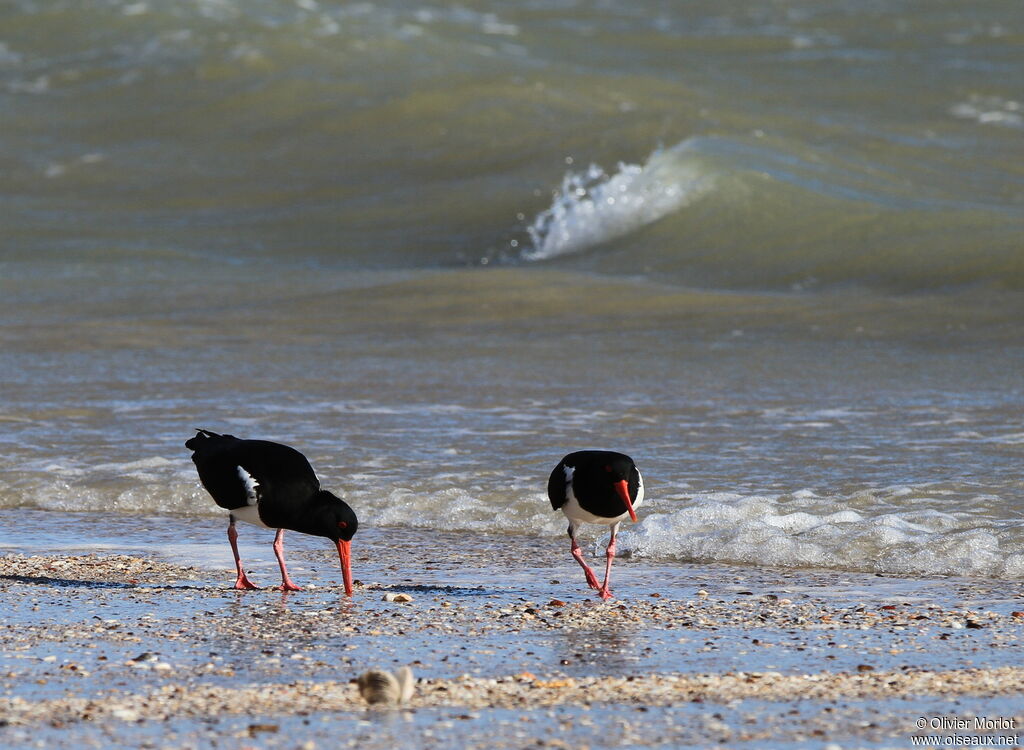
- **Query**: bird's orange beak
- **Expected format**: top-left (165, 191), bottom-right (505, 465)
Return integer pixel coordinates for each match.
top-left (336, 539), bottom-right (353, 596)
top-left (614, 479), bottom-right (638, 522)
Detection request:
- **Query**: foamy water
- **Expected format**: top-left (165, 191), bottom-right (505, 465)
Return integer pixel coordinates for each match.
top-left (6, 471), bottom-right (1023, 580)
top-left (617, 491), bottom-right (1024, 579)
top-left (950, 96), bottom-right (1024, 130)
top-left (2, 382), bottom-right (1022, 580)
top-left (523, 142), bottom-right (713, 261)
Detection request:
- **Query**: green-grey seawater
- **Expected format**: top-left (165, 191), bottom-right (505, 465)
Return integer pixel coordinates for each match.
top-left (1, 0), bottom-right (1022, 578)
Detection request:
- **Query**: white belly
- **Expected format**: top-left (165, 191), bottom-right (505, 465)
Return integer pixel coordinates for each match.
top-left (231, 504), bottom-right (270, 528)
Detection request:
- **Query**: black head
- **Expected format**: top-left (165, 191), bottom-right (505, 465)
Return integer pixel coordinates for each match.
top-left (597, 452), bottom-right (636, 483)
top-left (562, 450), bottom-right (636, 481)
top-left (560, 450), bottom-right (640, 522)
top-left (314, 491), bottom-right (358, 542)
top-left (308, 490), bottom-right (357, 596)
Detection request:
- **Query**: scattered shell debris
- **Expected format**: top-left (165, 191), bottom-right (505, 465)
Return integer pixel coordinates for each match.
top-left (2, 551), bottom-right (1024, 747)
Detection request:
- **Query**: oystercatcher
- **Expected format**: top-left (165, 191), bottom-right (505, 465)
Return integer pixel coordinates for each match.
top-left (185, 429), bottom-right (357, 595)
top-left (547, 451), bottom-right (644, 600)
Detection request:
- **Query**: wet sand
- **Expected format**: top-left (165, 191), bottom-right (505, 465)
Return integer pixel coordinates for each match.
top-left (2, 518), bottom-right (1024, 748)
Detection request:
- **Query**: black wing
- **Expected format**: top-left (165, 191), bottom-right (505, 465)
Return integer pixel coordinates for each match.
top-left (547, 459), bottom-right (569, 511)
top-left (187, 430), bottom-right (250, 511)
top-left (186, 430), bottom-right (320, 513)
top-left (233, 439), bottom-right (322, 520)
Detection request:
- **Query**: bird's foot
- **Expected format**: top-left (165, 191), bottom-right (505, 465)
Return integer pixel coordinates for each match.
top-left (233, 576), bottom-right (260, 590)
top-left (583, 572), bottom-right (601, 590)
top-left (596, 587), bottom-right (614, 601)
top-left (277, 582), bottom-right (303, 592)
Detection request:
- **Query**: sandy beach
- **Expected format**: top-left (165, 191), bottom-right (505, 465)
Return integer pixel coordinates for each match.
top-left (2, 519), bottom-right (1023, 749)
top-left (4, 1), bottom-right (1024, 747)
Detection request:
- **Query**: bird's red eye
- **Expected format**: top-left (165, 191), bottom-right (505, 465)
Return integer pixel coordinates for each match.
top-left (604, 465), bottom-right (612, 472)
top-left (337, 521), bottom-right (348, 529)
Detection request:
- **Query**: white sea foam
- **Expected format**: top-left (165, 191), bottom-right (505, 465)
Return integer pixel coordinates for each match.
top-left (614, 493), bottom-right (1024, 579)
top-left (372, 487), bottom-right (566, 536)
top-left (950, 95), bottom-right (1023, 129)
top-left (91, 456), bottom-right (175, 472)
top-left (522, 140), bottom-right (713, 261)
top-left (4, 454), bottom-right (1023, 580)
top-left (333, 484), bottom-right (1024, 580)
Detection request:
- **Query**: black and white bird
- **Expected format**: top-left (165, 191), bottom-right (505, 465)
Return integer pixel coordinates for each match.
top-left (547, 451), bottom-right (644, 600)
top-left (185, 429), bottom-right (358, 595)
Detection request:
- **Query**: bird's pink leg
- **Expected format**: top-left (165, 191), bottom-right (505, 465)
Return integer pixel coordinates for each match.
top-left (570, 531), bottom-right (601, 591)
top-left (227, 520), bottom-right (259, 590)
top-left (597, 527), bottom-right (619, 601)
top-left (272, 529), bottom-right (303, 592)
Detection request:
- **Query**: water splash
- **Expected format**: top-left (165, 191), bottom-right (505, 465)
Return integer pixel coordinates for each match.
top-left (522, 140), bottom-right (712, 261)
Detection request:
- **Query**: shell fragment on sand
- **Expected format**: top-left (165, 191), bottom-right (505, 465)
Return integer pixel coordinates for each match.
top-left (357, 666), bottom-right (415, 705)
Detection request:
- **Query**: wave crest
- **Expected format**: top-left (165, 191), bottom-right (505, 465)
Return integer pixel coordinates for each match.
top-left (522, 140), bottom-right (713, 261)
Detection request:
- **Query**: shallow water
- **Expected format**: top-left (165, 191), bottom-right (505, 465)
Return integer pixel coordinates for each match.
top-left (1, 1), bottom-right (1023, 580)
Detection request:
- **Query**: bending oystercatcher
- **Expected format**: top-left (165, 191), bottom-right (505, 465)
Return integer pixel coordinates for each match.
top-left (547, 451), bottom-right (644, 600)
top-left (185, 429), bottom-right (357, 594)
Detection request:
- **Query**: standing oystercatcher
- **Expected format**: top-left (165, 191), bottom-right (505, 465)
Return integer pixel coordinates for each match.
top-left (185, 429), bottom-right (357, 595)
top-left (547, 451), bottom-right (644, 600)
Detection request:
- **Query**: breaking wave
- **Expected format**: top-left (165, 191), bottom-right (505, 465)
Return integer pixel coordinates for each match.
top-left (615, 492), bottom-right (1024, 580)
top-left (522, 141), bottom-right (713, 261)
top-left (4, 462), bottom-right (1023, 580)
